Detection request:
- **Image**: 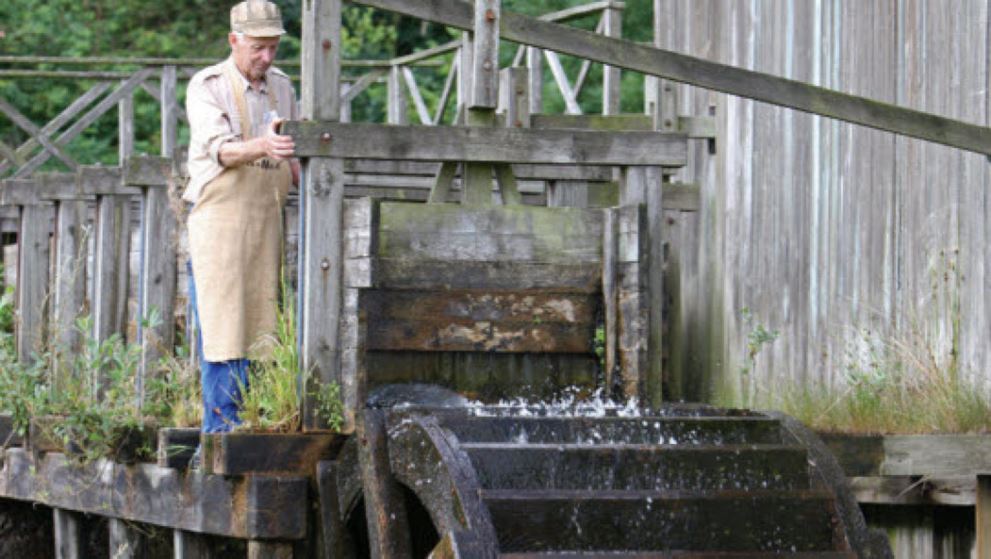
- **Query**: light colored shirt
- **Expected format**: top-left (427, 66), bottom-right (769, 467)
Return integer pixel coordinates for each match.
top-left (184, 57), bottom-right (298, 203)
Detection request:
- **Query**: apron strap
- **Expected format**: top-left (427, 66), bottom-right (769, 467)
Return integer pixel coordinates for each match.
top-left (223, 59), bottom-right (280, 140)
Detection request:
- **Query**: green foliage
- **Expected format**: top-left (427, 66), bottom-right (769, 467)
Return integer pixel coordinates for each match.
top-left (145, 338), bottom-right (202, 429)
top-left (237, 276), bottom-right (344, 433)
top-left (735, 308), bottom-right (779, 408)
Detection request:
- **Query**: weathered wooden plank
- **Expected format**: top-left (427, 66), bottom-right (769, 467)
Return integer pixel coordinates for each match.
top-left (387, 66), bottom-right (409, 125)
top-left (15, 202), bottom-right (53, 363)
top-left (355, 0), bottom-right (991, 156)
top-left (92, 194), bottom-right (130, 343)
top-left (543, 50), bottom-right (581, 115)
top-left (202, 432), bottom-right (345, 476)
top-left (427, 161), bottom-right (458, 204)
top-left (499, 67), bottom-right (530, 129)
top-left (363, 290), bottom-right (596, 353)
top-left (157, 428), bottom-right (200, 469)
top-left (160, 65), bottom-right (178, 157)
top-left (286, 121), bottom-right (688, 166)
top-left (134, 156), bottom-right (177, 405)
top-left (526, 46), bottom-right (543, 114)
top-left (51, 195), bottom-right (89, 361)
top-left (109, 518), bottom-right (145, 559)
top-left (119, 89), bottom-right (135, 164)
top-left (53, 508), bottom-right (83, 559)
top-left (470, 0), bottom-right (501, 109)
top-left (344, 159), bottom-right (614, 181)
top-left (601, 4), bottom-right (622, 115)
top-left (316, 461), bottom-right (345, 559)
top-left (359, 259), bottom-right (601, 293)
top-left (401, 67), bottom-right (431, 125)
top-left (0, 82), bottom-right (111, 176)
top-left (494, 164), bottom-right (522, 206)
top-left (602, 209), bottom-right (618, 394)
top-left (125, 155), bottom-right (171, 187)
top-left (849, 476), bottom-right (976, 507)
top-left (173, 530), bottom-right (211, 559)
top-left (434, 55), bottom-right (458, 125)
top-left (16, 68), bottom-right (154, 177)
top-left (0, 449), bottom-right (308, 540)
top-left (300, 0), bottom-right (345, 432)
top-left (0, 97), bottom-right (78, 171)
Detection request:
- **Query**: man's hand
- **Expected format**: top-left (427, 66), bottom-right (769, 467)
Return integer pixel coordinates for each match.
top-left (262, 118), bottom-right (295, 160)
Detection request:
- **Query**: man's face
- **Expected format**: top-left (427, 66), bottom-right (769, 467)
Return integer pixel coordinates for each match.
top-left (229, 33), bottom-right (281, 82)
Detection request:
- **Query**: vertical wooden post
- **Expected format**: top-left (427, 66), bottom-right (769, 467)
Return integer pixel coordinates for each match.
top-left (456, 34), bottom-right (474, 122)
top-left (247, 541), bottom-right (293, 559)
top-left (48, 172), bottom-right (89, 379)
top-left (643, 166), bottom-right (665, 405)
top-left (119, 88), bottom-right (134, 164)
top-left (979, 474), bottom-right (991, 559)
top-left (602, 209), bottom-right (618, 395)
top-left (300, 0), bottom-right (346, 431)
top-left (92, 189), bottom-right (130, 344)
top-left (470, 0), bottom-right (500, 110)
top-left (601, 3), bottom-right (622, 116)
top-left (109, 518), bottom-right (145, 559)
top-left (499, 67), bottom-right (530, 129)
top-left (161, 65), bottom-right (178, 157)
top-left (316, 460), bottom-right (345, 559)
top-left (53, 508), bottom-right (82, 559)
top-left (173, 530), bottom-right (211, 559)
top-left (526, 46), bottom-right (543, 115)
top-left (15, 193), bottom-right (53, 364)
top-left (132, 157), bottom-right (177, 407)
top-left (386, 66), bottom-right (408, 125)
top-left (651, 0), bottom-right (677, 132)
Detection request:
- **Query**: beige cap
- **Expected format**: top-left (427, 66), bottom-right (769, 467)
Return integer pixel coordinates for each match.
top-left (231, 0), bottom-right (286, 37)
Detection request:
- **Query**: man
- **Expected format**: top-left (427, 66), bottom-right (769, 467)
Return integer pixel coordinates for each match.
top-left (185, 0), bottom-right (299, 433)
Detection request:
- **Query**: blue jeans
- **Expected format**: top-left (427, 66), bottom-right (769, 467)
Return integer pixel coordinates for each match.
top-left (187, 261), bottom-right (249, 433)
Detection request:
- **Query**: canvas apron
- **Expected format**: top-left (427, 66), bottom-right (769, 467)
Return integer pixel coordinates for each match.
top-left (187, 62), bottom-right (291, 362)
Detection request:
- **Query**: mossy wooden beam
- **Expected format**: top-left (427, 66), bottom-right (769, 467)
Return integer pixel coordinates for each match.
top-left (284, 121), bottom-right (688, 166)
top-left (356, 0), bottom-right (991, 156)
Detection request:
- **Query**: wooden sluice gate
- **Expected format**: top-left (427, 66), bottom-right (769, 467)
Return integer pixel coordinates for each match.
top-left (9, 0), bottom-right (991, 556)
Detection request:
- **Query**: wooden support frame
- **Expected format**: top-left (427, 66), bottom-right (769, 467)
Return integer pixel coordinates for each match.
top-left (53, 508), bottom-right (83, 559)
top-left (286, 121), bottom-right (688, 166)
top-left (300, 0), bottom-right (347, 431)
top-left (355, 0), bottom-right (991, 156)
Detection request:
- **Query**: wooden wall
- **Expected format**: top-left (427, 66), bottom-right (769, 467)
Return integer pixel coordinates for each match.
top-left (658, 0), bottom-right (991, 404)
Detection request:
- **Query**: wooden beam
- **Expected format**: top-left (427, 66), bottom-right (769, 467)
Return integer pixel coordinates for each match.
top-left (601, 5), bottom-right (622, 115)
top-left (92, 193), bottom-right (130, 344)
top-left (15, 201), bottom-right (53, 364)
top-left (0, 82), bottom-right (111, 176)
top-left (0, 97), bottom-right (78, 171)
top-left (387, 66), bottom-right (408, 124)
top-left (526, 46), bottom-right (543, 115)
top-left (300, 0), bottom-right (347, 431)
top-left (160, 65), bottom-right (178, 157)
top-left (470, 0), bottom-right (500, 109)
top-left (109, 518), bottom-right (146, 559)
top-left (543, 51), bottom-right (581, 115)
top-left (15, 68), bottom-right (154, 177)
top-left (355, 0), bottom-right (991, 156)
top-left (50, 192), bottom-right (89, 373)
top-left (401, 67), bottom-right (431, 125)
top-left (53, 508), bottom-right (83, 559)
top-left (358, 410), bottom-right (413, 559)
top-left (119, 88), bottom-right (135, 163)
top-left (286, 121), bottom-right (688, 166)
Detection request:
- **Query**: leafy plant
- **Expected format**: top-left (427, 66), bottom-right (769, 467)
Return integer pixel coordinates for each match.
top-left (145, 338), bottom-right (202, 429)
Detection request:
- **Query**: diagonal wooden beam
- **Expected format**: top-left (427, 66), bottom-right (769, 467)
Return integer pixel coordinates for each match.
top-left (401, 67), bottom-right (432, 125)
top-left (0, 82), bottom-right (111, 175)
top-left (285, 121), bottom-right (687, 166)
top-left (543, 51), bottom-right (582, 114)
top-left (355, 0), bottom-right (991, 156)
top-left (341, 69), bottom-right (386, 103)
top-left (433, 56), bottom-right (459, 125)
top-left (15, 68), bottom-right (153, 177)
top-left (0, 98), bottom-right (78, 171)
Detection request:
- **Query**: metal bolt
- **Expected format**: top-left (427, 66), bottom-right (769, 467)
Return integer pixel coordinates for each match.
top-left (320, 259), bottom-right (330, 270)
top-left (664, 119), bottom-right (673, 128)
top-left (485, 9), bottom-right (496, 21)
top-left (483, 60), bottom-right (493, 71)
top-left (321, 132), bottom-right (332, 143)
top-left (322, 39), bottom-right (332, 50)
top-left (514, 120), bottom-right (523, 127)
top-left (516, 87), bottom-right (525, 95)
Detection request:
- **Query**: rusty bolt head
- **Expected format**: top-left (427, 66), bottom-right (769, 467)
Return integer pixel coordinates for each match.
top-left (514, 120), bottom-right (523, 127)
top-left (664, 119), bottom-right (673, 128)
top-left (485, 9), bottom-right (496, 21)
top-left (322, 39), bottom-right (332, 50)
top-left (320, 132), bottom-right (332, 143)
top-left (516, 87), bottom-right (525, 95)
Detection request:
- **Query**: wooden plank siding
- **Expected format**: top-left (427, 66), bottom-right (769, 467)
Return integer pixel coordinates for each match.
top-left (646, 0), bottom-right (991, 426)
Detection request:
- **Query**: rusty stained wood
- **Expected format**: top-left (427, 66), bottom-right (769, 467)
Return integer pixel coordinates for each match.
top-left (285, 121), bottom-right (688, 167)
top-left (362, 290), bottom-right (597, 353)
top-left (0, 449), bottom-right (309, 540)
